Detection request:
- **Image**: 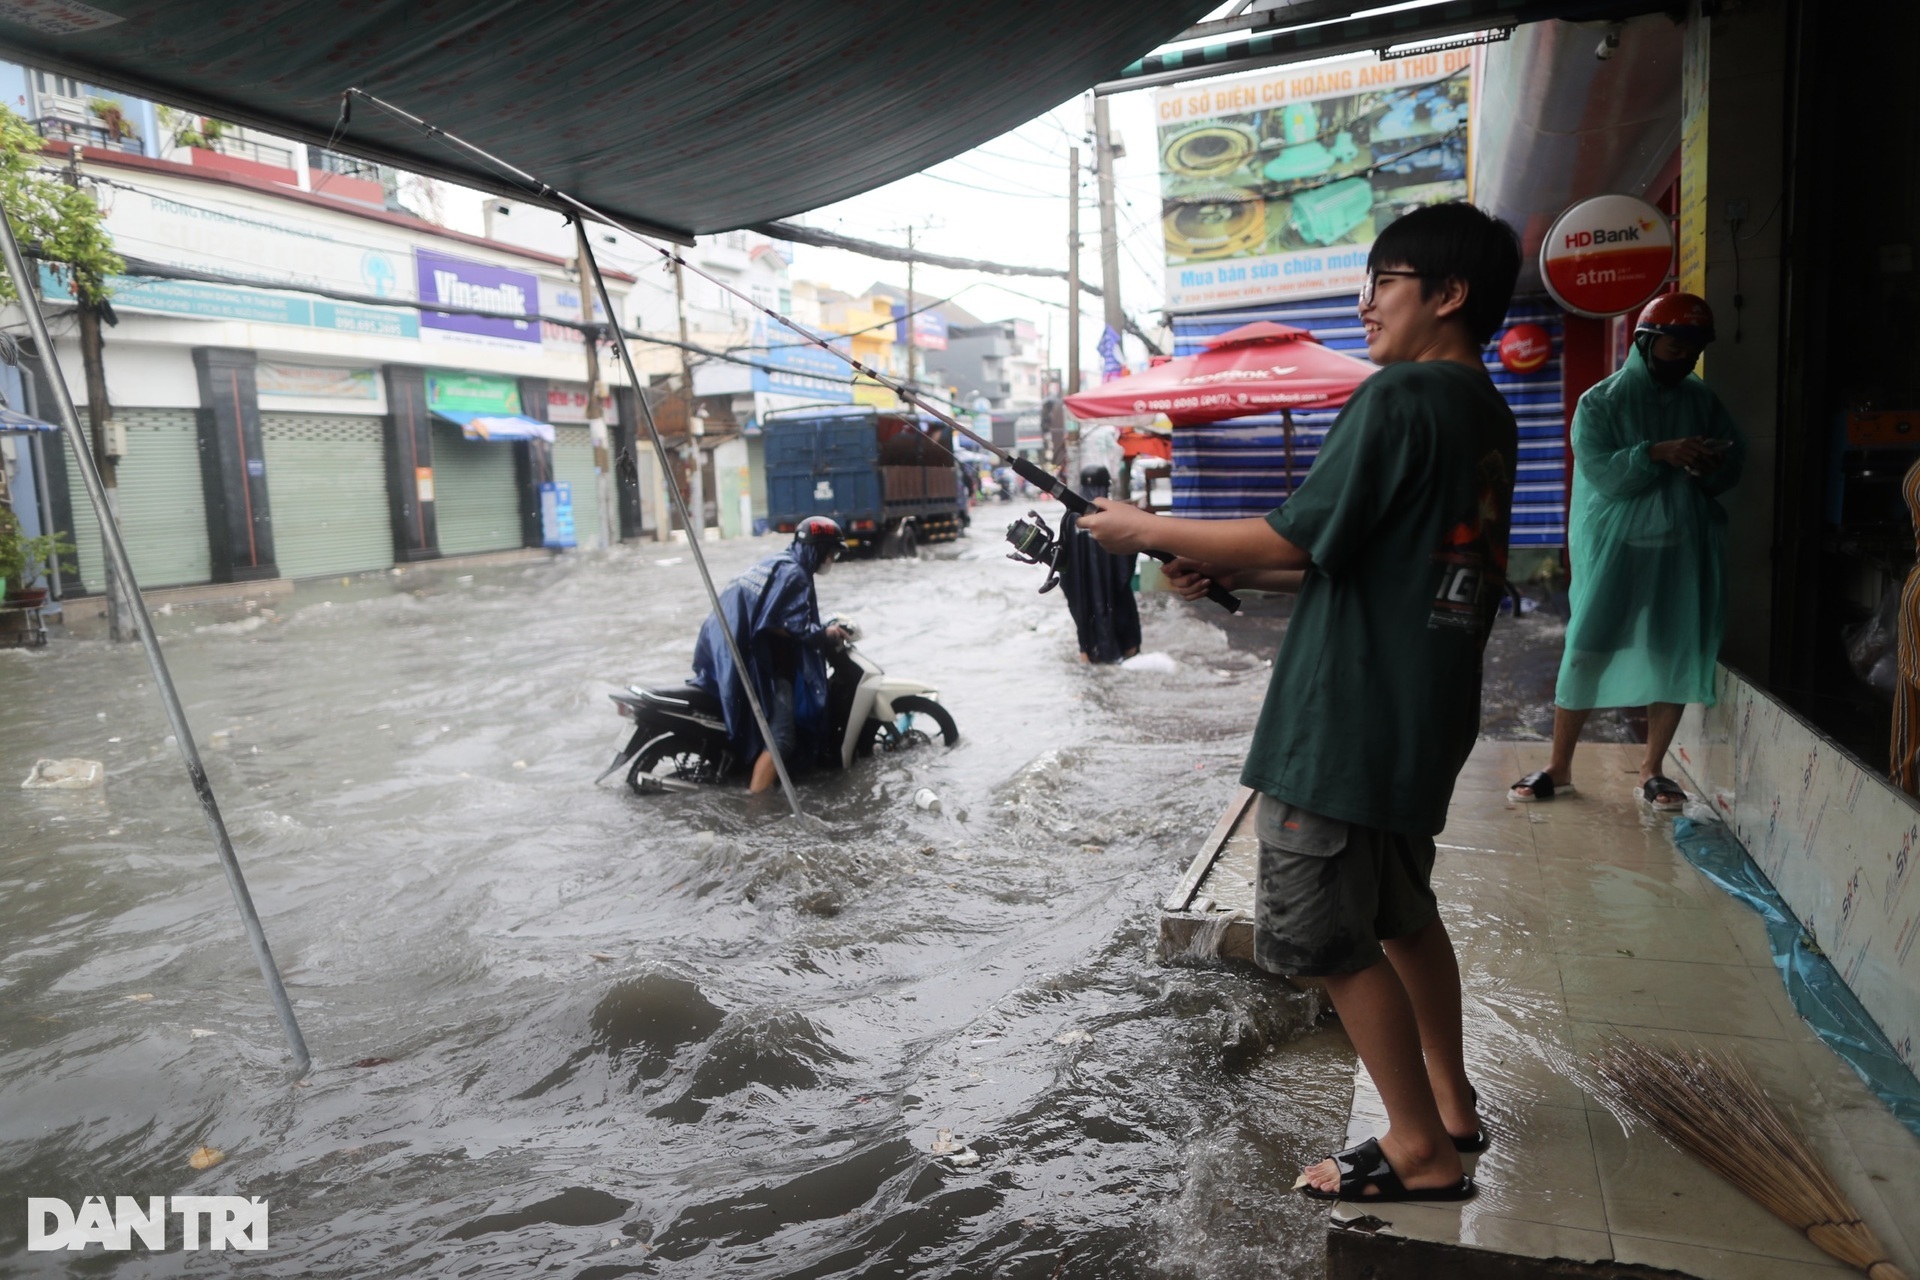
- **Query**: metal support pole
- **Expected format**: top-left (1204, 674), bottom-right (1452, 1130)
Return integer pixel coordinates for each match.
top-left (0, 203), bottom-right (310, 1073)
top-left (573, 221), bottom-right (617, 550)
top-left (28, 429), bottom-right (61, 600)
top-left (1066, 145), bottom-right (1082, 477)
top-left (576, 236), bottom-right (804, 818)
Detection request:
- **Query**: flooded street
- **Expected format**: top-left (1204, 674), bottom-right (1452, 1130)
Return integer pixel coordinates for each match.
top-left (2, 532), bottom-right (1368, 1278)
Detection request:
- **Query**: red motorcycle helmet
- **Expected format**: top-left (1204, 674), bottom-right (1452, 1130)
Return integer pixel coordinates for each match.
top-left (1634, 292), bottom-right (1716, 346)
top-left (794, 516), bottom-right (846, 556)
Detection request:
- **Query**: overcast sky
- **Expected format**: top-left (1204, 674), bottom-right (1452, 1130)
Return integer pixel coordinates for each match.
top-left (778, 87), bottom-right (1168, 381)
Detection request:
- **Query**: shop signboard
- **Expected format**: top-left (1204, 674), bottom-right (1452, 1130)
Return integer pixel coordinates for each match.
top-left (1155, 48), bottom-right (1472, 311)
top-left (257, 362), bottom-right (380, 400)
top-left (40, 266), bottom-right (417, 337)
top-left (891, 307), bottom-right (948, 350)
top-left (1498, 323), bottom-right (1553, 374)
top-left (1539, 194), bottom-right (1673, 318)
top-left (427, 370), bottom-right (522, 415)
top-left (747, 320), bottom-right (855, 403)
top-left (416, 248), bottom-right (540, 345)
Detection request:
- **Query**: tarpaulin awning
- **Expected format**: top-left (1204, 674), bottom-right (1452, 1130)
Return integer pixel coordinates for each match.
top-left (0, 1), bottom-right (1214, 241)
top-left (0, 406), bottom-right (58, 433)
top-left (1066, 321), bottom-right (1376, 426)
top-left (431, 410), bottom-right (554, 443)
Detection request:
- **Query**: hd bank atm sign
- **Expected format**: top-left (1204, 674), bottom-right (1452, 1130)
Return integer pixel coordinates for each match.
top-left (27, 1195), bottom-right (268, 1252)
top-left (1540, 193), bottom-right (1674, 319)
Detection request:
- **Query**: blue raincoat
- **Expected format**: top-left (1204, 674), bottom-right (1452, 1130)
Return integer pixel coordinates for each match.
top-left (691, 543), bottom-right (834, 765)
top-left (1556, 343), bottom-right (1746, 710)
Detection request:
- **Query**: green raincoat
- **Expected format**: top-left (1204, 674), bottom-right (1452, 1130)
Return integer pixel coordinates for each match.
top-left (1555, 344), bottom-right (1745, 710)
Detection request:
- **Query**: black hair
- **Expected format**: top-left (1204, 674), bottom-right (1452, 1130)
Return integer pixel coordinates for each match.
top-left (1367, 202), bottom-right (1521, 346)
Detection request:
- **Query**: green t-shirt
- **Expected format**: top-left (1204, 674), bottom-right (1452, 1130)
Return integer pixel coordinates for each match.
top-left (1242, 359), bottom-right (1517, 837)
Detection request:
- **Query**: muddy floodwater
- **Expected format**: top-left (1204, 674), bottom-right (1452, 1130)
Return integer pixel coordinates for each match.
top-left (0, 530), bottom-right (1593, 1277)
top-left (3, 533), bottom-right (1380, 1279)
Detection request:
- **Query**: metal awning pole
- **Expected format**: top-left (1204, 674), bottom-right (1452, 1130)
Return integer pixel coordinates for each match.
top-left (0, 206), bottom-right (310, 1074)
top-left (27, 431), bottom-right (60, 599)
top-left (575, 235), bottom-right (805, 818)
top-left (20, 366), bottom-right (60, 599)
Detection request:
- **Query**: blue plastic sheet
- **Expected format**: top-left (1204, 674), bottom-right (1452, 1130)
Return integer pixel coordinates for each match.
top-left (1671, 816), bottom-right (1920, 1138)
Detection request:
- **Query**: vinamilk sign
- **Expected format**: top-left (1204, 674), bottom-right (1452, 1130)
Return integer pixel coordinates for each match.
top-left (1539, 194), bottom-right (1673, 318)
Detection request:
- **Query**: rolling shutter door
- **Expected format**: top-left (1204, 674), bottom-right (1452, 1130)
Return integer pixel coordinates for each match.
top-left (61, 408), bottom-right (210, 591)
top-left (549, 425), bottom-right (603, 548)
top-left (431, 420), bottom-right (522, 555)
top-left (260, 413), bottom-right (395, 580)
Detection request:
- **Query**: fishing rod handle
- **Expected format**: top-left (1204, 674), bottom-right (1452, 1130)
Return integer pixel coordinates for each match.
top-left (1142, 550), bottom-right (1242, 613)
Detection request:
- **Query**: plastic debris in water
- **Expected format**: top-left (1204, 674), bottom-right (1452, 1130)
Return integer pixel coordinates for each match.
top-left (22, 759), bottom-right (104, 790)
top-left (188, 1146), bottom-right (224, 1170)
top-left (190, 1029), bottom-right (216, 1039)
top-left (947, 1149), bottom-right (980, 1167)
top-left (126, 993), bottom-right (154, 1002)
top-left (914, 788), bottom-right (942, 814)
top-left (1120, 652), bottom-right (1178, 674)
top-left (930, 1130), bottom-right (962, 1155)
top-left (512, 760), bottom-right (528, 770)
top-left (1054, 1029), bottom-right (1092, 1045)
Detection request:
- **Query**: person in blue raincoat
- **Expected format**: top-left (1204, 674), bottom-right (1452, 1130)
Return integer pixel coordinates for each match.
top-left (1510, 293), bottom-right (1745, 811)
top-left (692, 517), bottom-right (848, 792)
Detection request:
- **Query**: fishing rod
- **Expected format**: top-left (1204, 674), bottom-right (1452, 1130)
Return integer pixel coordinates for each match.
top-left (339, 89), bottom-right (1241, 615)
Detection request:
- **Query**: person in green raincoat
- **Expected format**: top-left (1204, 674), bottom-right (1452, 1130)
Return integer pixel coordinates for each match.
top-left (1510, 293), bottom-right (1744, 810)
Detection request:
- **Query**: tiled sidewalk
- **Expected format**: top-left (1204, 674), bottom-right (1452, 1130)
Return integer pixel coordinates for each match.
top-left (1331, 741), bottom-right (1920, 1278)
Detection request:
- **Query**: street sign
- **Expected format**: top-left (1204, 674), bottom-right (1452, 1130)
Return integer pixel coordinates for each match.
top-left (1539, 194), bottom-right (1673, 319)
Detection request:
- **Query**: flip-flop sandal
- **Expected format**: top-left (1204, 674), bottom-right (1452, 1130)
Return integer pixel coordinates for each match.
top-left (1452, 1083), bottom-right (1488, 1153)
top-left (1295, 1136), bottom-right (1477, 1202)
top-left (1639, 775), bottom-right (1686, 812)
top-left (1508, 770), bottom-right (1572, 803)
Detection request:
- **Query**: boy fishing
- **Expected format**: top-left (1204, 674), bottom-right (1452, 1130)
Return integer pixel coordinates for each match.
top-left (1079, 202), bottom-right (1520, 1202)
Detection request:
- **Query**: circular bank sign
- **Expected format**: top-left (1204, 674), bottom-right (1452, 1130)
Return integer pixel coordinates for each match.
top-left (1539, 194), bottom-right (1673, 318)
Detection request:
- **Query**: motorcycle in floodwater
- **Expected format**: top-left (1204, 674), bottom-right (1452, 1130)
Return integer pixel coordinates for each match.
top-left (598, 621), bottom-right (959, 794)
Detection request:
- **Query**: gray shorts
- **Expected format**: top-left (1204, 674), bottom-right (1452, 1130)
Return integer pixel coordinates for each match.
top-left (1253, 794), bottom-right (1439, 977)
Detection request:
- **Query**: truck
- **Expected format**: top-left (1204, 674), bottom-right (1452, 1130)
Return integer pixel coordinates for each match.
top-left (763, 407), bottom-right (967, 557)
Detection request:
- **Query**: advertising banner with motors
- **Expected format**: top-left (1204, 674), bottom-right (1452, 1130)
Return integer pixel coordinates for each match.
top-left (1539, 194), bottom-right (1674, 318)
top-left (416, 248), bottom-right (542, 346)
top-left (1155, 49), bottom-right (1472, 311)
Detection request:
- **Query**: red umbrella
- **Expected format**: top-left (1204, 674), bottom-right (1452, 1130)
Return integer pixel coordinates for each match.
top-left (1065, 321), bottom-right (1375, 426)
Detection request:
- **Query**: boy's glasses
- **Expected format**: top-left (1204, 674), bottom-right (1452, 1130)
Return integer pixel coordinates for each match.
top-left (1359, 269), bottom-right (1426, 307)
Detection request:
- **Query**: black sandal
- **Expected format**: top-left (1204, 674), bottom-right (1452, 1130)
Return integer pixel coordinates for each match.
top-left (1509, 769), bottom-right (1572, 803)
top-left (1452, 1083), bottom-right (1488, 1154)
top-left (1639, 775), bottom-right (1686, 812)
top-left (1297, 1136), bottom-right (1476, 1202)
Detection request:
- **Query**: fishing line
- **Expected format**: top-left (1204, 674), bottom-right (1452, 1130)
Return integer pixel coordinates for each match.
top-left (340, 88), bottom-right (1241, 614)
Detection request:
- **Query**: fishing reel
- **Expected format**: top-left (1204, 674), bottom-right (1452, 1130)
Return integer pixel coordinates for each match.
top-left (1005, 511), bottom-right (1061, 594)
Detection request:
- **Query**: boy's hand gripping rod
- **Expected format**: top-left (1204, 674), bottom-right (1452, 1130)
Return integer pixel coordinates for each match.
top-left (342, 89), bottom-right (1241, 615)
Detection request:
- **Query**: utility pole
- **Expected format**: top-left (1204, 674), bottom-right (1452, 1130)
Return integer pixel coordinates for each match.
top-left (1093, 97), bottom-right (1126, 347)
top-left (574, 222), bottom-right (616, 549)
top-left (672, 256), bottom-right (704, 541)
top-left (1066, 144), bottom-right (1082, 481)
top-left (904, 225), bottom-right (916, 395)
top-left (66, 145), bottom-right (128, 640)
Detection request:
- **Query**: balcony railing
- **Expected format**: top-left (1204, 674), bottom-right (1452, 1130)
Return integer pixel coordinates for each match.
top-left (33, 116), bottom-right (142, 154)
top-left (312, 147), bottom-right (381, 180)
top-left (204, 134), bottom-right (295, 170)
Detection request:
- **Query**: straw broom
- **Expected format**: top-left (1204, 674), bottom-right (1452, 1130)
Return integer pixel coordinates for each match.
top-left (1593, 1037), bottom-right (1909, 1280)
